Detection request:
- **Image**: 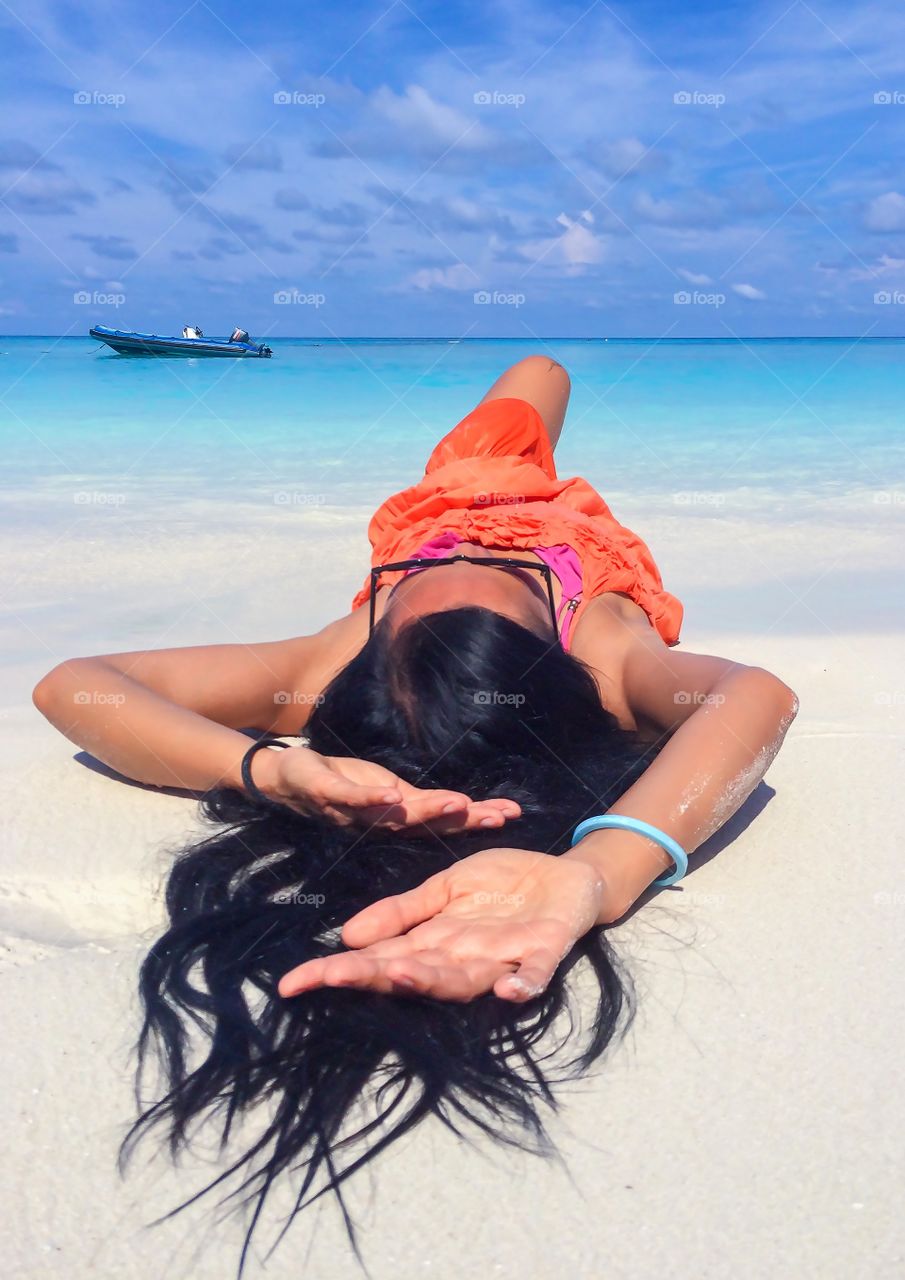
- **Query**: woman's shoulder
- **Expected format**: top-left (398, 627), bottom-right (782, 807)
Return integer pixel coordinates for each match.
top-left (574, 591), bottom-right (653, 637)
top-left (569, 593), bottom-right (662, 736)
top-left (284, 607), bottom-right (371, 716)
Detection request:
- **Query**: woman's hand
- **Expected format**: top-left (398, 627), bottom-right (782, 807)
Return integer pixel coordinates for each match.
top-left (255, 745), bottom-right (521, 834)
top-left (278, 848), bottom-right (608, 1003)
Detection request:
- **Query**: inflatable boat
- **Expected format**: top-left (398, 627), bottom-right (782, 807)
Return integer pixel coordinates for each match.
top-left (89, 325), bottom-right (272, 358)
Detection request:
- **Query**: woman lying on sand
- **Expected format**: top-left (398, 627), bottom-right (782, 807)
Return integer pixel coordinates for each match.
top-left (33, 355), bottom-right (798, 1264)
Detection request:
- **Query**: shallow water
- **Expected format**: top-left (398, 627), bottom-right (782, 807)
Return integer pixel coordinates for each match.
top-left (2, 336), bottom-right (903, 526)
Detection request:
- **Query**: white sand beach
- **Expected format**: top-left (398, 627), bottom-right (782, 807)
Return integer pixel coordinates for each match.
top-left (3, 497), bottom-right (904, 1279)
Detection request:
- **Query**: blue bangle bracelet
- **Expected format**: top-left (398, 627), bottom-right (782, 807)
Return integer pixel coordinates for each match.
top-left (570, 815), bottom-right (689, 887)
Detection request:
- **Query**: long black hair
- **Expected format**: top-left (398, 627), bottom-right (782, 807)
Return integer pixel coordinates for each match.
top-left (121, 607), bottom-right (663, 1273)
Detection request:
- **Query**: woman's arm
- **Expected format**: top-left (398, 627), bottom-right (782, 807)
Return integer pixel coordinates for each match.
top-left (563, 609), bottom-right (799, 921)
top-left (31, 616), bottom-right (519, 830)
top-left (31, 631), bottom-right (332, 792)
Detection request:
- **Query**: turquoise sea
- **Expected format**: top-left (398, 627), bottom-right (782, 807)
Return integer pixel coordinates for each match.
top-left (2, 337), bottom-right (904, 521)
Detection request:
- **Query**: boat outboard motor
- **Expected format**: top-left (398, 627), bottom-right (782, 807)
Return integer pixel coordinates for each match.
top-left (229, 327), bottom-right (250, 344)
top-left (183, 325), bottom-right (204, 339)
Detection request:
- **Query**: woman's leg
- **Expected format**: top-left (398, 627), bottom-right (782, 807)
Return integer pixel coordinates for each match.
top-left (477, 355), bottom-right (571, 451)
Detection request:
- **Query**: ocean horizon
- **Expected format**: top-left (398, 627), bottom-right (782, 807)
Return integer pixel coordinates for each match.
top-left (5, 334), bottom-right (905, 341)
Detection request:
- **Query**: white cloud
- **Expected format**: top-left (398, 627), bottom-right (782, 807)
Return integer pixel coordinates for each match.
top-left (445, 195), bottom-right (505, 228)
top-left (589, 136), bottom-right (666, 178)
top-left (526, 213), bottom-right (605, 268)
top-left (633, 190), bottom-right (726, 229)
top-left (677, 267), bottom-right (713, 285)
top-left (633, 191), bottom-right (676, 223)
top-left (516, 221), bottom-right (602, 272)
top-left (732, 282), bottom-right (766, 300)
top-left (562, 222), bottom-right (604, 265)
top-left (406, 263), bottom-right (479, 291)
top-left (864, 191), bottom-right (905, 233)
top-left (4, 171), bottom-right (95, 214)
top-left (375, 85), bottom-right (493, 150)
top-left (839, 252), bottom-right (905, 281)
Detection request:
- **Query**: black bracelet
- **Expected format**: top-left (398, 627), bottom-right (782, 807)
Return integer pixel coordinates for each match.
top-left (240, 737), bottom-right (292, 806)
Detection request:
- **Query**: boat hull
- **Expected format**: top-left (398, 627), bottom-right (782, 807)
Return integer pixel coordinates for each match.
top-left (89, 327), bottom-right (272, 358)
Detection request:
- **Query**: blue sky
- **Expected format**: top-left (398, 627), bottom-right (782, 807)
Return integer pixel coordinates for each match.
top-left (2, 0), bottom-right (905, 336)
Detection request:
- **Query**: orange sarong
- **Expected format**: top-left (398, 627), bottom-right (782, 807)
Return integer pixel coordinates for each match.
top-left (350, 397), bottom-right (683, 646)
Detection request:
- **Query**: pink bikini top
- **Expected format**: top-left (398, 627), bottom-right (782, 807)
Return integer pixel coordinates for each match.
top-left (402, 530), bottom-right (584, 652)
